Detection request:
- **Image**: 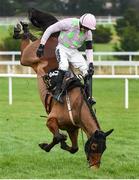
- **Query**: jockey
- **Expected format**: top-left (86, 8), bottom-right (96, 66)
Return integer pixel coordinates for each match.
top-left (36, 13), bottom-right (96, 104)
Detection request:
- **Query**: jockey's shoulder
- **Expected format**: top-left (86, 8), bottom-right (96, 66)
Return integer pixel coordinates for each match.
top-left (59, 18), bottom-right (79, 27)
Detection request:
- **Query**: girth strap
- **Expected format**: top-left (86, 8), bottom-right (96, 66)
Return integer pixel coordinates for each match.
top-left (45, 93), bottom-right (53, 113)
top-left (66, 91), bottom-right (76, 126)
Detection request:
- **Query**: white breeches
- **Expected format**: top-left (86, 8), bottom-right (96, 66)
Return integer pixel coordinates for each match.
top-left (55, 43), bottom-right (88, 76)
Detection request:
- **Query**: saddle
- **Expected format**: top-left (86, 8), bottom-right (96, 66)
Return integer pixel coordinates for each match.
top-left (43, 69), bottom-right (96, 106)
top-left (43, 69), bottom-right (83, 97)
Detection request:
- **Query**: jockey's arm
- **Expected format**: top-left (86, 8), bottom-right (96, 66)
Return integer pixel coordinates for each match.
top-left (85, 41), bottom-right (93, 64)
top-left (85, 30), bottom-right (94, 75)
top-left (40, 20), bottom-right (70, 45)
top-left (36, 19), bottom-right (71, 58)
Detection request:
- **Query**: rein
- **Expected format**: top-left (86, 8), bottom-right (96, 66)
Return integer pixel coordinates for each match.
top-left (81, 88), bottom-right (100, 129)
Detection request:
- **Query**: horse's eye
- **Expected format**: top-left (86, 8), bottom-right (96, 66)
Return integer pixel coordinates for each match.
top-left (91, 143), bottom-right (97, 151)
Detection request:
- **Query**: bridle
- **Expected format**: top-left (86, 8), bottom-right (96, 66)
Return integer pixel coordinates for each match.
top-left (84, 131), bottom-right (106, 166)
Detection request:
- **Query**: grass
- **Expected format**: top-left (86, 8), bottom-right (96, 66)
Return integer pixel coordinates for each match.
top-left (0, 26), bottom-right (9, 43)
top-left (0, 78), bottom-right (139, 178)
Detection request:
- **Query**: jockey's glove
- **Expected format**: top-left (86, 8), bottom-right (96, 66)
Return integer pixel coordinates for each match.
top-left (36, 44), bottom-right (45, 58)
top-left (88, 62), bottom-right (94, 76)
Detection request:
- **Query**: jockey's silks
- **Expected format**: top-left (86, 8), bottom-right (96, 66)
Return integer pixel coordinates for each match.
top-left (58, 18), bottom-right (92, 49)
top-left (40, 18), bottom-right (94, 63)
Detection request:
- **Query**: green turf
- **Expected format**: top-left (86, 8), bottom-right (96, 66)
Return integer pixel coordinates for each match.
top-left (0, 26), bottom-right (9, 43)
top-left (0, 78), bottom-right (139, 178)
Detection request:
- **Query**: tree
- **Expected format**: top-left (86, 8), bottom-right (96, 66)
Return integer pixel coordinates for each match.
top-left (120, 27), bottom-right (139, 51)
top-left (1, 0), bottom-right (139, 16)
top-left (93, 25), bottom-right (112, 43)
top-left (0, 0), bottom-right (15, 16)
top-left (115, 8), bottom-right (139, 52)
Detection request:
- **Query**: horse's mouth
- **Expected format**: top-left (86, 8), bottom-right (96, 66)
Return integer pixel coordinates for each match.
top-left (90, 165), bottom-right (100, 169)
top-left (89, 161), bottom-right (101, 169)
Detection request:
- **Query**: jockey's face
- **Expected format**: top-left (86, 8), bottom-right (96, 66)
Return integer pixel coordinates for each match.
top-left (80, 23), bottom-right (91, 32)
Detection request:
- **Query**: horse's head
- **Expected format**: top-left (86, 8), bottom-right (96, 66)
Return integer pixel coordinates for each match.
top-left (85, 129), bottom-right (113, 169)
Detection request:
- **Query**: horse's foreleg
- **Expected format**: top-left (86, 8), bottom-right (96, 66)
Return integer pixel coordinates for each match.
top-left (39, 117), bottom-right (67, 152)
top-left (60, 129), bottom-right (79, 154)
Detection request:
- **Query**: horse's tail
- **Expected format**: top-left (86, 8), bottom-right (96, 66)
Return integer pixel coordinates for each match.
top-left (28, 8), bottom-right (58, 32)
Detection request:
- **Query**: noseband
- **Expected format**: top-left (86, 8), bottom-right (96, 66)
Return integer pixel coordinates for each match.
top-left (84, 130), bottom-right (106, 165)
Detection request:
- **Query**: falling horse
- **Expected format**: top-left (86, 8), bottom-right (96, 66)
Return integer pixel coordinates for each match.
top-left (13, 8), bottom-right (113, 168)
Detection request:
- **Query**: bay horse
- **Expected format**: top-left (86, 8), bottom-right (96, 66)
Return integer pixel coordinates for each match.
top-left (13, 8), bottom-right (113, 168)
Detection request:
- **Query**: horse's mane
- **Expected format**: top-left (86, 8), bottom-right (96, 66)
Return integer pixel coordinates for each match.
top-left (80, 88), bottom-right (100, 129)
top-left (28, 8), bottom-right (59, 36)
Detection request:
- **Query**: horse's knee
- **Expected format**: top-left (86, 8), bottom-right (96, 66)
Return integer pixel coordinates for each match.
top-left (46, 117), bottom-right (59, 134)
top-left (47, 117), bottom-right (67, 142)
top-left (46, 117), bottom-right (57, 127)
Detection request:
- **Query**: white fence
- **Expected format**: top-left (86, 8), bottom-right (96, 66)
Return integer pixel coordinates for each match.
top-left (82, 51), bottom-right (139, 61)
top-left (0, 51), bottom-right (139, 108)
top-left (0, 73), bottom-right (138, 109)
top-left (1, 51), bottom-right (139, 61)
top-left (1, 60), bottom-right (139, 75)
top-left (0, 16), bottom-right (120, 26)
top-left (1, 51), bottom-right (139, 75)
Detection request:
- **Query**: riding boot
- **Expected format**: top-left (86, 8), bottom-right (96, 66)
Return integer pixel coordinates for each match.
top-left (84, 75), bottom-right (96, 106)
top-left (53, 70), bottom-right (66, 103)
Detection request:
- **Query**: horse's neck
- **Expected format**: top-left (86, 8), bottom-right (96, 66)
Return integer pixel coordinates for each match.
top-left (80, 101), bottom-right (100, 138)
top-left (69, 87), bottom-right (100, 138)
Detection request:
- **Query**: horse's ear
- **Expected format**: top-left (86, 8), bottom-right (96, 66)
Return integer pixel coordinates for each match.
top-left (105, 129), bottom-right (114, 137)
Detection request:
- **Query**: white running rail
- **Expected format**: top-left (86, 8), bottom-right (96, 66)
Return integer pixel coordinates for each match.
top-left (1, 60), bottom-right (139, 75)
top-left (0, 73), bottom-right (139, 109)
top-left (1, 51), bottom-right (139, 61)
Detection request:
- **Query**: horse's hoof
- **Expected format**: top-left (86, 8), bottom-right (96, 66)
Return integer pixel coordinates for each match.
top-left (13, 24), bottom-right (22, 39)
top-left (60, 141), bottom-right (78, 154)
top-left (38, 143), bottom-right (51, 152)
top-left (60, 140), bottom-right (68, 150)
top-left (20, 21), bottom-right (29, 30)
top-left (70, 147), bottom-right (78, 154)
top-left (61, 133), bottom-right (67, 141)
top-left (14, 23), bottom-right (22, 32)
top-left (53, 133), bottom-right (67, 143)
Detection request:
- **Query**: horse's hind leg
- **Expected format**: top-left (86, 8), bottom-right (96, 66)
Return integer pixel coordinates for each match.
top-left (39, 117), bottom-right (67, 152)
top-left (60, 129), bottom-right (79, 154)
top-left (20, 21), bottom-right (38, 41)
top-left (13, 23), bottom-right (40, 67)
top-left (13, 23), bottom-right (22, 39)
top-left (13, 22), bottom-right (37, 41)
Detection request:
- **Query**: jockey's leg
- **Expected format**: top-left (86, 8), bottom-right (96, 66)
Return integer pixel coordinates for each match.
top-left (84, 74), bottom-right (96, 106)
top-left (69, 50), bottom-right (96, 106)
top-left (53, 44), bottom-right (69, 103)
top-left (53, 70), bottom-right (66, 103)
